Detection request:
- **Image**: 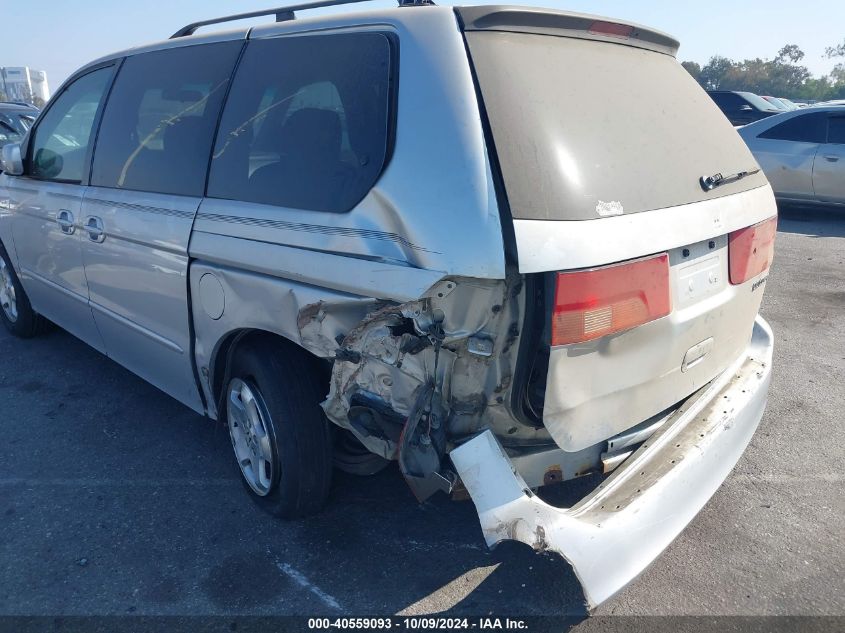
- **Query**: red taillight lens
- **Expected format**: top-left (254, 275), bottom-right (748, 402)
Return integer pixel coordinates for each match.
top-left (589, 21), bottom-right (635, 38)
top-left (728, 216), bottom-right (777, 285)
top-left (552, 254), bottom-right (671, 347)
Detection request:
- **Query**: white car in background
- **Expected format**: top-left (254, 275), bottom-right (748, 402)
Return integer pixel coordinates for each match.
top-left (739, 106), bottom-right (845, 207)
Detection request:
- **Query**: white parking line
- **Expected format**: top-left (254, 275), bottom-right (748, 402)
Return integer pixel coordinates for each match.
top-left (275, 560), bottom-right (343, 611)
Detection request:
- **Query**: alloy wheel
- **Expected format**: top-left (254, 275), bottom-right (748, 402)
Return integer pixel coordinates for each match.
top-left (227, 378), bottom-right (276, 496)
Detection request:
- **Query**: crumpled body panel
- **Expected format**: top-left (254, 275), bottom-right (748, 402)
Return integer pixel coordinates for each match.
top-left (451, 317), bottom-right (773, 609)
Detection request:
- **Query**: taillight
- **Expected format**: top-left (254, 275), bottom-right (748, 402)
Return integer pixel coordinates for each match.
top-left (589, 21), bottom-right (635, 38)
top-left (552, 254), bottom-right (671, 347)
top-left (728, 216), bottom-right (777, 285)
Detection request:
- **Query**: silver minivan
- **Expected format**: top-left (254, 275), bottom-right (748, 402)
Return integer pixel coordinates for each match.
top-left (0, 1), bottom-right (777, 609)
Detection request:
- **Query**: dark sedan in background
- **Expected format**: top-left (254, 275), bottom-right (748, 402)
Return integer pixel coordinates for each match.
top-left (0, 102), bottom-right (38, 154)
top-left (707, 90), bottom-right (782, 125)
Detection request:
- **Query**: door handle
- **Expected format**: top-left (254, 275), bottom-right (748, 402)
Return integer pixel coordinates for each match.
top-left (56, 209), bottom-right (75, 235)
top-left (823, 155), bottom-right (840, 162)
top-left (84, 216), bottom-right (106, 243)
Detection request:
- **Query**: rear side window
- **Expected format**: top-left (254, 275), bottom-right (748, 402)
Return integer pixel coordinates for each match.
top-left (207, 32), bottom-right (393, 213)
top-left (828, 117), bottom-right (845, 144)
top-left (28, 67), bottom-right (112, 183)
top-left (759, 113), bottom-right (826, 143)
top-left (710, 92), bottom-right (744, 109)
top-left (91, 42), bottom-right (242, 196)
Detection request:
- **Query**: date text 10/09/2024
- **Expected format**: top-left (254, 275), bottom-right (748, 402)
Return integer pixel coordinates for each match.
top-left (308, 617), bottom-right (529, 630)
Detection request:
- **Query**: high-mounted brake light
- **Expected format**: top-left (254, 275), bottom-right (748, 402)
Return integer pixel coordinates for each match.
top-left (728, 216), bottom-right (777, 285)
top-left (552, 254), bottom-right (671, 347)
top-left (588, 21), bottom-right (634, 39)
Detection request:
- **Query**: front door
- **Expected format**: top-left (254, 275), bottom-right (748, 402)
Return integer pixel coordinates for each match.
top-left (79, 41), bottom-right (242, 411)
top-left (9, 65), bottom-right (114, 350)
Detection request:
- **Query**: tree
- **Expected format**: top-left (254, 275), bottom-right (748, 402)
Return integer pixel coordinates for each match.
top-left (825, 39), bottom-right (845, 59)
top-left (776, 44), bottom-right (805, 64)
top-left (681, 61), bottom-right (702, 83)
top-left (681, 43), bottom-right (844, 100)
top-left (699, 56), bottom-right (734, 90)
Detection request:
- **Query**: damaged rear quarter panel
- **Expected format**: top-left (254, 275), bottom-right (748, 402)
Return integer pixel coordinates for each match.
top-left (319, 275), bottom-right (537, 461)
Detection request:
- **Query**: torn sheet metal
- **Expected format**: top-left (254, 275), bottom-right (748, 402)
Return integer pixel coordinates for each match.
top-left (313, 275), bottom-right (535, 463)
top-left (451, 317), bottom-right (773, 609)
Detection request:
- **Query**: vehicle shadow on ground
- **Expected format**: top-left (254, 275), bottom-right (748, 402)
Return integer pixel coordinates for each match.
top-left (0, 325), bottom-right (592, 617)
top-left (301, 466), bottom-right (593, 616)
top-left (776, 203), bottom-right (845, 238)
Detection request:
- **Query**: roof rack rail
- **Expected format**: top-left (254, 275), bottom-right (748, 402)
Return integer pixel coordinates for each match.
top-left (170, 0), bottom-right (434, 39)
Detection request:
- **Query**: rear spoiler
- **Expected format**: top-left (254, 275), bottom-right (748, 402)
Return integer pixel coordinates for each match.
top-left (455, 5), bottom-right (679, 57)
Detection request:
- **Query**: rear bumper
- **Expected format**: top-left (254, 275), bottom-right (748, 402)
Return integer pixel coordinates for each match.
top-left (450, 315), bottom-right (774, 609)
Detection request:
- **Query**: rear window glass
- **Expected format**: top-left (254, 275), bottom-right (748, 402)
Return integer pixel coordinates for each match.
top-left (467, 32), bottom-right (767, 220)
top-left (709, 92), bottom-right (744, 109)
top-left (740, 92), bottom-right (780, 111)
top-left (91, 42), bottom-right (242, 197)
top-left (207, 32), bottom-right (393, 213)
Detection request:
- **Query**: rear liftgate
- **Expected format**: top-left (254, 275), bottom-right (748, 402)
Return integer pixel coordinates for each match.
top-left (451, 317), bottom-right (773, 609)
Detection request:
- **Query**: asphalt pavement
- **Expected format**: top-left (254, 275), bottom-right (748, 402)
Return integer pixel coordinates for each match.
top-left (0, 206), bottom-right (843, 624)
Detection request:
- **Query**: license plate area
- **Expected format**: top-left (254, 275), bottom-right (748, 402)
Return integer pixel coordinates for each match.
top-left (670, 235), bottom-right (727, 309)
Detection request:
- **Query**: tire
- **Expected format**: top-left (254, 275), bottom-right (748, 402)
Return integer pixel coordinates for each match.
top-left (333, 427), bottom-right (391, 476)
top-left (224, 337), bottom-right (332, 518)
top-left (0, 242), bottom-right (41, 338)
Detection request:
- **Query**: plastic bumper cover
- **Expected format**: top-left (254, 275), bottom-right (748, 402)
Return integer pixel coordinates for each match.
top-left (450, 316), bottom-right (774, 609)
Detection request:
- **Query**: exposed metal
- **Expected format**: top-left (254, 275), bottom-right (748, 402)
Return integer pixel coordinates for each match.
top-left (451, 316), bottom-right (774, 610)
top-left (599, 449), bottom-right (631, 474)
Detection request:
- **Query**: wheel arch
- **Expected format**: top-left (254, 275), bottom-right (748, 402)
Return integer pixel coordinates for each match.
top-left (208, 327), bottom-right (330, 421)
top-left (188, 260), bottom-right (377, 420)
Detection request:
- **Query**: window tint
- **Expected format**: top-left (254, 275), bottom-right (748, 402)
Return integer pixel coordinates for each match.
top-left (91, 42), bottom-right (242, 196)
top-left (759, 113), bottom-right (826, 143)
top-left (710, 92), bottom-right (744, 109)
top-left (208, 32), bottom-right (393, 213)
top-left (29, 68), bottom-right (112, 182)
top-left (828, 117), bottom-right (845, 144)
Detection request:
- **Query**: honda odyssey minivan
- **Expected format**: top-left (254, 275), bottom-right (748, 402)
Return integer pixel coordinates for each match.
top-left (0, 1), bottom-right (776, 609)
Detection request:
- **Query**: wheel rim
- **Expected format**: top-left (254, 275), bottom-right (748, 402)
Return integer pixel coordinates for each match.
top-left (227, 378), bottom-right (275, 496)
top-left (0, 257), bottom-right (18, 323)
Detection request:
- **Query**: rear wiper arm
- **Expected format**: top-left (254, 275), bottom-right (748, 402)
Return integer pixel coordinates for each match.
top-left (700, 168), bottom-right (761, 192)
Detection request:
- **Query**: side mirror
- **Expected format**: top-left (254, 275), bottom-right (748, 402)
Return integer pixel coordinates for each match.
top-left (738, 104), bottom-right (754, 112)
top-left (1, 143), bottom-right (24, 176)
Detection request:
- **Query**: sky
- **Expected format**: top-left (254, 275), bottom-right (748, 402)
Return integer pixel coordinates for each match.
top-left (2, 0), bottom-right (844, 94)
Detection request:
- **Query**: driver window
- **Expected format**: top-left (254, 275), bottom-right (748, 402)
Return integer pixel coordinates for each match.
top-left (29, 67), bottom-right (112, 183)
